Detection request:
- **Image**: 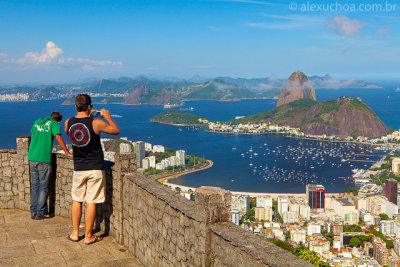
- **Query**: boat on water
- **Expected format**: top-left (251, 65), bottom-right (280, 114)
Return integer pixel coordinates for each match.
top-left (180, 107), bottom-right (194, 111)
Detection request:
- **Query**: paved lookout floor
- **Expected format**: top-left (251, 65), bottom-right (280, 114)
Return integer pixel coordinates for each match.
top-left (0, 209), bottom-right (142, 267)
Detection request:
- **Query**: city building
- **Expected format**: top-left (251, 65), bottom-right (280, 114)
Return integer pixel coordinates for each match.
top-left (152, 145), bottom-right (165, 153)
top-left (161, 159), bottom-right (169, 169)
top-left (231, 210), bottom-right (240, 225)
top-left (385, 179), bottom-right (398, 205)
top-left (155, 163), bottom-right (163, 170)
top-left (332, 224), bottom-right (344, 236)
top-left (119, 143), bottom-right (131, 153)
top-left (308, 234), bottom-right (330, 257)
top-left (176, 150), bottom-right (186, 166)
top-left (142, 158), bottom-right (150, 170)
top-left (392, 158), bottom-right (400, 175)
top-left (306, 184), bottom-right (325, 213)
top-left (256, 195), bottom-right (273, 208)
top-left (254, 207), bottom-right (272, 222)
top-left (133, 141), bottom-right (145, 168)
top-left (231, 195), bottom-right (250, 215)
top-left (288, 197), bottom-right (310, 220)
top-left (331, 198), bottom-right (358, 224)
top-left (307, 223), bottom-right (321, 236)
top-left (148, 156), bottom-right (156, 168)
top-left (373, 237), bottom-right (389, 266)
top-left (278, 197), bottom-right (288, 215)
top-left (283, 211), bottom-right (298, 224)
top-left (380, 220), bottom-right (395, 236)
top-left (145, 142), bottom-right (152, 152)
top-left (288, 226), bottom-right (306, 244)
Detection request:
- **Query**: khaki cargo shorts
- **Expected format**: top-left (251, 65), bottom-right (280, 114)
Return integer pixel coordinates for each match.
top-left (71, 170), bottom-right (105, 204)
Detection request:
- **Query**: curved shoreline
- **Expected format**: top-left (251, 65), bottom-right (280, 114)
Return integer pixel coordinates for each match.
top-left (151, 120), bottom-right (205, 127)
top-left (153, 160), bottom-right (214, 183)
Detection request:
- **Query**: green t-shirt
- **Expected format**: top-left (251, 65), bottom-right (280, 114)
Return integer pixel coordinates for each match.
top-left (28, 116), bottom-right (61, 163)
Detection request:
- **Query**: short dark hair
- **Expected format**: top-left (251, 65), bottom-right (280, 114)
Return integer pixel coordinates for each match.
top-left (51, 111), bottom-right (62, 122)
top-left (75, 94), bottom-right (92, 112)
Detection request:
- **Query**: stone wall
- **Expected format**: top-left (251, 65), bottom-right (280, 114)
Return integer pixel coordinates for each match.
top-left (0, 137), bottom-right (312, 267)
top-left (0, 137), bottom-right (31, 210)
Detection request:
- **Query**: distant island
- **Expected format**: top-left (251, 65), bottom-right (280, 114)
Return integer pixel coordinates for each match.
top-left (151, 110), bottom-right (207, 126)
top-left (228, 97), bottom-right (389, 139)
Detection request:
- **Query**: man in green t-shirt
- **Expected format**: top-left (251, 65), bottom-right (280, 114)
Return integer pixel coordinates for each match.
top-left (28, 111), bottom-right (72, 220)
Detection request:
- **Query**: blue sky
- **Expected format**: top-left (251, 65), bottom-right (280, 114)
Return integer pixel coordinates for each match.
top-left (0, 0), bottom-right (399, 83)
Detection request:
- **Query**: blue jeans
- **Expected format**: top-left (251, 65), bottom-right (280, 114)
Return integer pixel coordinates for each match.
top-left (30, 161), bottom-right (52, 215)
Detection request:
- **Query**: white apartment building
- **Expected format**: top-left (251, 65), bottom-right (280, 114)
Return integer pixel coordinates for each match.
top-left (289, 197), bottom-right (310, 220)
top-left (380, 220), bottom-right (395, 236)
top-left (256, 196), bottom-right (273, 208)
top-left (119, 143), bottom-right (131, 153)
top-left (148, 156), bottom-right (156, 168)
top-left (142, 158), bottom-right (150, 170)
top-left (176, 150), bottom-right (186, 166)
top-left (152, 145), bottom-right (165, 153)
top-left (307, 223), bottom-right (321, 236)
top-left (155, 163), bottom-right (163, 170)
top-left (145, 142), bottom-right (152, 152)
top-left (331, 198), bottom-right (358, 224)
top-left (283, 211), bottom-right (298, 224)
top-left (278, 197), bottom-right (289, 215)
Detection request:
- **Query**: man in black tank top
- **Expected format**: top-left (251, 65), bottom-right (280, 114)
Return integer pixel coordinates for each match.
top-left (65, 94), bottom-right (120, 245)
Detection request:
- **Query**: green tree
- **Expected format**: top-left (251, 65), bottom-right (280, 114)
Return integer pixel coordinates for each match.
top-left (344, 225), bottom-right (362, 232)
top-left (245, 209), bottom-right (255, 219)
top-left (379, 213), bottom-right (389, 220)
top-left (349, 237), bottom-right (362, 247)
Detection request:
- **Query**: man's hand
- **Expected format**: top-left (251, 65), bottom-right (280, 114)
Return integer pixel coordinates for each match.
top-left (101, 109), bottom-right (111, 119)
top-left (66, 152), bottom-right (73, 157)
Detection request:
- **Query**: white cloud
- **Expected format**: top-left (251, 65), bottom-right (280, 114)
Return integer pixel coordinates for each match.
top-left (247, 14), bottom-right (324, 30)
top-left (17, 41), bottom-right (63, 65)
top-left (326, 16), bottom-right (365, 37)
top-left (1, 41), bottom-right (122, 70)
top-left (376, 26), bottom-right (390, 36)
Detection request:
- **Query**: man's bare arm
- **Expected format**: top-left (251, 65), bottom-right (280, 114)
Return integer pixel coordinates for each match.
top-left (55, 135), bottom-right (73, 157)
top-left (93, 109), bottom-right (120, 135)
top-left (64, 119), bottom-right (69, 135)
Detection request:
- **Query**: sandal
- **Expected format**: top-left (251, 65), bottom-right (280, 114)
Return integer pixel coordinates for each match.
top-left (84, 235), bottom-right (102, 245)
top-left (67, 234), bottom-right (79, 242)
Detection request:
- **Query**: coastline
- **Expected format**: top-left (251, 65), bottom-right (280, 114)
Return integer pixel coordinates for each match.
top-left (204, 129), bottom-right (395, 148)
top-left (153, 160), bottom-right (214, 183)
top-left (150, 120), bottom-right (205, 127)
top-left (162, 181), bottom-right (352, 199)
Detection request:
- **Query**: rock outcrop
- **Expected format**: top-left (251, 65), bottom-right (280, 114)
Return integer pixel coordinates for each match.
top-left (123, 85), bottom-right (149, 104)
top-left (276, 71), bottom-right (316, 107)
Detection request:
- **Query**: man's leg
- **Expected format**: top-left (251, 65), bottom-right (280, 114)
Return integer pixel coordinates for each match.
top-left (29, 161), bottom-right (39, 218)
top-left (84, 203), bottom-right (96, 242)
top-left (84, 170), bottom-right (105, 243)
top-left (36, 162), bottom-right (51, 217)
top-left (70, 201), bottom-right (82, 240)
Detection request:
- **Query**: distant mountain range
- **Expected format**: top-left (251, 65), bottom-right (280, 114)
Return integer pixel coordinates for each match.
top-left (1, 73), bottom-right (382, 103)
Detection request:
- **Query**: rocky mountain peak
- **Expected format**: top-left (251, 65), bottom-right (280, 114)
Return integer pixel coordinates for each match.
top-left (276, 71), bottom-right (316, 107)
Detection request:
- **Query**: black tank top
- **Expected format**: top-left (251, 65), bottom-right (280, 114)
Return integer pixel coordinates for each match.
top-left (67, 117), bottom-right (104, 171)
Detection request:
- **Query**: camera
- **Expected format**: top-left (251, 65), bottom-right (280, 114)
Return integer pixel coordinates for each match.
top-left (92, 111), bottom-right (102, 117)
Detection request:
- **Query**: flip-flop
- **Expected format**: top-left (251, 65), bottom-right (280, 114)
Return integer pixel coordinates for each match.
top-left (67, 234), bottom-right (79, 242)
top-left (84, 235), bottom-right (102, 245)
